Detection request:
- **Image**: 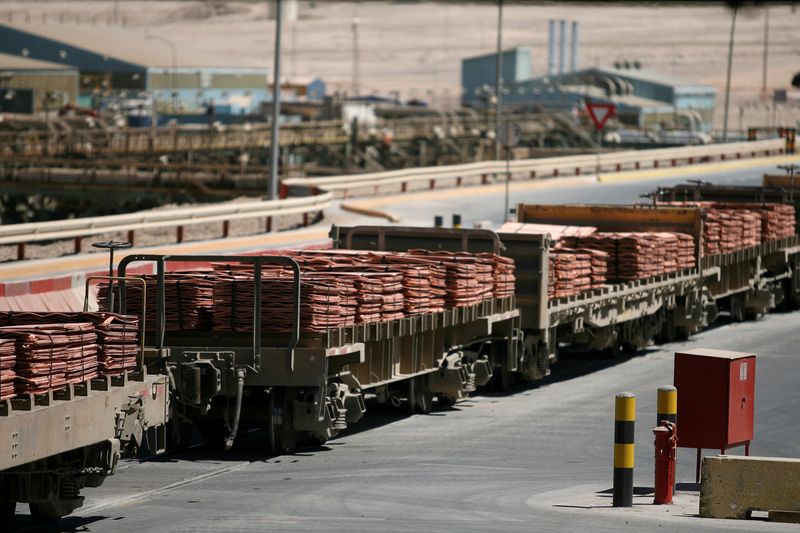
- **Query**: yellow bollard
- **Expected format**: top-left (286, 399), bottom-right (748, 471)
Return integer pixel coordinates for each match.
top-left (613, 391), bottom-right (636, 507)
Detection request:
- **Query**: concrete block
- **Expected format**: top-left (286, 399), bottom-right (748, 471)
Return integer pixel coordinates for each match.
top-left (700, 455), bottom-right (800, 519)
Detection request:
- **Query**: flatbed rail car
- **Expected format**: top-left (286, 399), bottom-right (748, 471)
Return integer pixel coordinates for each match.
top-left (515, 203), bottom-right (800, 341)
top-left (652, 179), bottom-right (800, 234)
top-left (1, 370), bottom-right (169, 522)
top-left (332, 204), bottom-right (800, 379)
top-left (650, 182), bottom-right (800, 309)
top-left (117, 254), bottom-right (520, 454)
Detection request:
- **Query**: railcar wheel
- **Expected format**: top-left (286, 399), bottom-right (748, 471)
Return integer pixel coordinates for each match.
top-left (520, 337), bottom-right (548, 382)
top-left (730, 295), bottom-right (745, 322)
top-left (408, 376), bottom-right (433, 414)
top-left (659, 319), bottom-right (677, 343)
top-left (268, 388), bottom-right (298, 455)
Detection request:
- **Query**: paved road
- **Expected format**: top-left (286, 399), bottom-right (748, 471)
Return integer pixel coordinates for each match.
top-left (355, 157), bottom-right (798, 228)
top-left (11, 312), bottom-right (799, 532)
top-left (7, 155), bottom-right (800, 531)
top-left (0, 154), bottom-right (795, 282)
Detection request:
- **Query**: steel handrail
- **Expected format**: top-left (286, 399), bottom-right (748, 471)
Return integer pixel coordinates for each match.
top-left (116, 254), bottom-right (302, 373)
top-left (283, 139), bottom-right (786, 191)
top-left (83, 275), bottom-right (147, 373)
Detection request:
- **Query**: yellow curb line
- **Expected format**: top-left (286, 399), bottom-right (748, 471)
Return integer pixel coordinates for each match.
top-left (346, 176), bottom-right (594, 210)
top-left (598, 154), bottom-right (800, 184)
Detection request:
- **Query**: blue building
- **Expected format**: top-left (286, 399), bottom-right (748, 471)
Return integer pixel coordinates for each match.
top-left (0, 23), bottom-right (325, 121)
top-left (462, 48), bottom-right (715, 131)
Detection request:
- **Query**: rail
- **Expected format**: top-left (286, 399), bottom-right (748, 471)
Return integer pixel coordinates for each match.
top-left (0, 192), bottom-right (332, 261)
top-left (283, 138), bottom-right (788, 198)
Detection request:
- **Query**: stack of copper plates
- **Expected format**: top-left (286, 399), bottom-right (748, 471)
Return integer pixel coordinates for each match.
top-left (565, 232), bottom-right (696, 282)
top-left (576, 248), bottom-right (609, 289)
top-left (614, 233), bottom-right (665, 280)
top-left (0, 338), bottom-right (15, 400)
top-left (351, 272), bottom-right (405, 322)
top-left (665, 201), bottom-right (795, 245)
top-left (676, 233), bottom-right (697, 269)
top-left (715, 203), bottom-right (795, 242)
top-left (548, 250), bottom-right (592, 299)
top-left (93, 315), bottom-right (140, 375)
top-left (571, 234), bottom-right (619, 281)
top-left (212, 273), bottom-right (355, 333)
top-left (756, 204), bottom-right (796, 240)
top-left (483, 253), bottom-right (517, 298)
top-left (99, 274), bottom-right (214, 331)
top-left (406, 251), bottom-right (494, 307)
top-left (365, 253), bottom-right (447, 313)
top-left (0, 311), bottom-right (140, 376)
top-left (703, 209), bottom-right (762, 255)
top-left (1, 323), bottom-right (98, 394)
top-left (400, 265), bottom-right (442, 315)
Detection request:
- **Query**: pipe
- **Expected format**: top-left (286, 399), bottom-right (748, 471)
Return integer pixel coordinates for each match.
top-left (558, 20), bottom-right (566, 75)
top-left (224, 368), bottom-right (246, 451)
top-left (570, 21), bottom-right (579, 72)
top-left (547, 20), bottom-right (556, 76)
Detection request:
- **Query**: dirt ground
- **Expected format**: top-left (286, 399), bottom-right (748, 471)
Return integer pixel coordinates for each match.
top-left (1, 1), bottom-right (799, 130)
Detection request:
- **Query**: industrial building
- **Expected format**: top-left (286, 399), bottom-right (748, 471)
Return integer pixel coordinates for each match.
top-left (461, 20), bottom-right (716, 131)
top-left (0, 53), bottom-right (79, 113)
top-left (0, 23), bottom-right (325, 121)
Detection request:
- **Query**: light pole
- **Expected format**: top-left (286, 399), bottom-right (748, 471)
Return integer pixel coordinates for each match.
top-left (351, 16), bottom-right (360, 97)
top-left (268, 0), bottom-right (284, 201)
top-left (494, 0), bottom-right (503, 161)
top-left (145, 34), bottom-right (177, 114)
top-left (761, 5), bottom-right (769, 95)
top-left (721, 5), bottom-right (738, 143)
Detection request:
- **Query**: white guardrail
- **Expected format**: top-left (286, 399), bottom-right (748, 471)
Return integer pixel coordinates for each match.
top-left (283, 139), bottom-right (788, 197)
top-left (0, 139), bottom-right (789, 262)
top-left (0, 192), bottom-right (333, 260)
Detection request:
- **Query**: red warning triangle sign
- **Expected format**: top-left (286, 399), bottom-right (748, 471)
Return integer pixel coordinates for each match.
top-left (585, 100), bottom-right (616, 131)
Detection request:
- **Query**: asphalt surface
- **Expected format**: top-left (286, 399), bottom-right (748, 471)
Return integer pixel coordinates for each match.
top-left (365, 158), bottom-right (797, 228)
top-left (11, 312), bottom-right (800, 532)
top-left (8, 157), bottom-right (800, 532)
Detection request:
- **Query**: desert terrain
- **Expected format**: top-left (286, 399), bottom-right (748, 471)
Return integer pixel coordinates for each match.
top-left (1, 1), bottom-right (798, 129)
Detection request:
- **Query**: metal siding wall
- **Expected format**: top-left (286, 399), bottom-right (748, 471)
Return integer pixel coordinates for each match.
top-left (6, 72), bottom-right (79, 111)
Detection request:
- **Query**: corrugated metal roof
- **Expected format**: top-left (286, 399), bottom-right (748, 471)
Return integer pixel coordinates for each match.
top-left (2, 22), bottom-right (266, 69)
top-left (0, 52), bottom-right (77, 71)
top-left (590, 66), bottom-right (711, 90)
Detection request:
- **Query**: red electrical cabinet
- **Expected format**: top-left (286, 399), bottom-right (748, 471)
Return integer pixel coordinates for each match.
top-left (674, 349), bottom-right (756, 452)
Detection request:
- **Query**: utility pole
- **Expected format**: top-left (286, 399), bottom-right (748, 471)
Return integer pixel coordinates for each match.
top-left (761, 5), bottom-right (769, 95)
top-left (352, 17), bottom-right (360, 97)
top-left (721, 5), bottom-right (738, 143)
top-left (494, 0), bottom-right (503, 161)
top-left (268, 0), bottom-right (283, 201)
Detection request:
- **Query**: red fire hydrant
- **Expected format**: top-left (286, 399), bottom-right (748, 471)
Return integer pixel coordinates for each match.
top-left (653, 420), bottom-right (678, 504)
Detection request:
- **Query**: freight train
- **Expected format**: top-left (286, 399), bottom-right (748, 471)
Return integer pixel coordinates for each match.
top-left (2, 180), bottom-right (800, 522)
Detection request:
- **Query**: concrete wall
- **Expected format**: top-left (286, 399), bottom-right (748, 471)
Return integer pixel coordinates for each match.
top-left (700, 455), bottom-right (800, 519)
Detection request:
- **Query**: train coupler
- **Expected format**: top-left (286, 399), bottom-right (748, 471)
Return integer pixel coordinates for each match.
top-left (430, 351), bottom-right (474, 401)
